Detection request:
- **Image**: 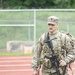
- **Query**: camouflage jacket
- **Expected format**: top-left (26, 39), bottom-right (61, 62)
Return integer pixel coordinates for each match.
top-left (31, 30), bottom-right (75, 73)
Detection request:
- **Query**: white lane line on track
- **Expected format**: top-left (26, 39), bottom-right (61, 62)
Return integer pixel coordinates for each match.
top-left (0, 60), bottom-right (31, 62)
top-left (0, 64), bottom-right (31, 66)
top-left (0, 56), bottom-right (32, 59)
top-left (0, 69), bottom-right (33, 72)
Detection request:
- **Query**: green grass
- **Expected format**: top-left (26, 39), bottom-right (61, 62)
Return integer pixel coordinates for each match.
top-left (0, 53), bottom-right (33, 56)
top-left (0, 26), bottom-right (34, 48)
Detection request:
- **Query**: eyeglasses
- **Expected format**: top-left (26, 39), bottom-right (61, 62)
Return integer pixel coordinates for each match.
top-left (48, 24), bottom-right (55, 26)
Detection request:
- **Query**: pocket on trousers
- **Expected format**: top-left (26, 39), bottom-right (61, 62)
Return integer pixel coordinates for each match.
top-left (43, 59), bottom-right (51, 68)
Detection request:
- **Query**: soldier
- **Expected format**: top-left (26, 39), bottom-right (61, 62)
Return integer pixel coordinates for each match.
top-left (32, 16), bottom-right (75, 75)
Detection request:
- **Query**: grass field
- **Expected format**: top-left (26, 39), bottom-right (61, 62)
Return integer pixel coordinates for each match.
top-left (0, 10), bottom-right (75, 54)
top-left (0, 52), bottom-right (33, 56)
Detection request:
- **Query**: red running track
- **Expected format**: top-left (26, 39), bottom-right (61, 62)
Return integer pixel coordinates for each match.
top-left (0, 56), bottom-right (33, 75)
top-left (0, 56), bottom-right (75, 75)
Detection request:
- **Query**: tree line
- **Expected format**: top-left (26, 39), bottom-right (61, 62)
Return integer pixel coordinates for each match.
top-left (0, 0), bottom-right (75, 9)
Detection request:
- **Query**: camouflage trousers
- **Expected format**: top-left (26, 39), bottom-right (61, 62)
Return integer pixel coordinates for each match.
top-left (42, 72), bottom-right (57, 75)
top-left (42, 71), bottom-right (68, 75)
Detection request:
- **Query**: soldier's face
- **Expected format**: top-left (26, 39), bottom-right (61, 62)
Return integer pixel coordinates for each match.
top-left (47, 23), bottom-right (58, 33)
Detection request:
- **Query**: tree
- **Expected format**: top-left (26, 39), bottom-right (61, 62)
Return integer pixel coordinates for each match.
top-left (0, 0), bottom-right (3, 8)
top-left (2, 0), bottom-right (75, 9)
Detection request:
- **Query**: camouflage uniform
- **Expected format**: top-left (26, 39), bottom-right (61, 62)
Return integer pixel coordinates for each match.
top-left (32, 16), bottom-right (75, 75)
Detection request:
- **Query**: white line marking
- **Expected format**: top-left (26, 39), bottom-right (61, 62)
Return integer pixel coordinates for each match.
top-left (0, 64), bottom-right (31, 66)
top-left (0, 69), bottom-right (33, 72)
top-left (0, 60), bottom-right (31, 62)
top-left (0, 56), bottom-right (32, 59)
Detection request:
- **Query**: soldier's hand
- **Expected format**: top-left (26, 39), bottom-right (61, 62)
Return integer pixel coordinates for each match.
top-left (33, 70), bottom-right (39, 75)
top-left (59, 60), bottom-right (67, 66)
top-left (33, 65), bottom-right (41, 75)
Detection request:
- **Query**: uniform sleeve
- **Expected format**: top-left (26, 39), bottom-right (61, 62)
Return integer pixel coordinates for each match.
top-left (64, 35), bottom-right (75, 64)
top-left (31, 38), bottom-right (43, 71)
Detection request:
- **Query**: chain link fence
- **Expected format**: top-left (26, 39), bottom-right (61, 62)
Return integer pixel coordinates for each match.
top-left (0, 9), bottom-right (75, 53)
